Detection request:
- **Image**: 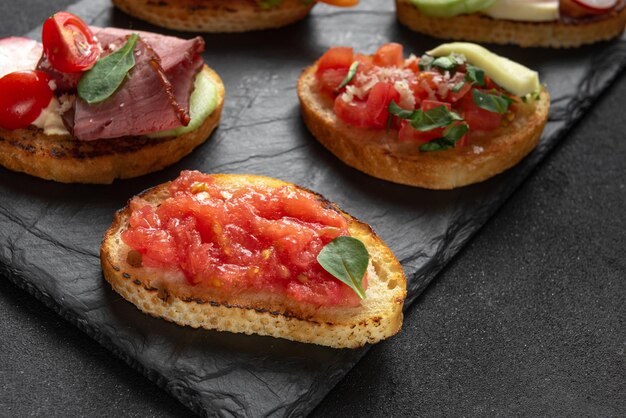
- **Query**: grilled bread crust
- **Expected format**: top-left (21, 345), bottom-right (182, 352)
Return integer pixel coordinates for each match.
top-left (395, 0), bottom-right (626, 48)
top-left (101, 174), bottom-right (407, 349)
top-left (112, 0), bottom-right (316, 32)
top-left (297, 65), bottom-right (550, 190)
top-left (0, 66), bottom-right (224, 184)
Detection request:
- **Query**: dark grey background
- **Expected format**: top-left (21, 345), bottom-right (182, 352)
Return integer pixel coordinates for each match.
top-left (1, 1), bottom-right (624, 417)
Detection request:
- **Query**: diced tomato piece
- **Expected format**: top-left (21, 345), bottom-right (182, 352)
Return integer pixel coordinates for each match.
top-left (446, 72), bottom-right (472, 103)
top-left (318, 68), bottom-right (349, 94)
top-left (316, 47), bottom-right (354, 74)
top-left (373, 43), bottom-right (404, 68)
top-left (354, 53), bottom-right (373, 73)
top-left (458, 91), bottom-right (502, 131)
top-left (397, 120), bottom-right (443, 144)
top-left (334, 97), bottom-right (370, 128)
top-left (404, 57), bottom-right (420, 73)
top-left (413, 71), bottom-right (438, 103)
top-left (365, 82), bottom-right (400, 129)
top-left (334, 82), bottom-right (399, 129)
top-left (421, 100), bottom-right (451, 111)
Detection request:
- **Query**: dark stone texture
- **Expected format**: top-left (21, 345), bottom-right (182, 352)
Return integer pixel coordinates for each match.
top-left (1, 0), bottom-right (625, 417)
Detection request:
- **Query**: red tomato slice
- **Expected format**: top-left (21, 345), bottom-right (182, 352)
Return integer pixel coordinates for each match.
top-left (334, 97), bottom-right (370, 128)
top-left (0, 70), bottom-right (53, 130)
top-left (421, 100), bottom-right (451, 111)
top-left (366, 82), bottom-right (400, 129)
top-left (318, 68), bottom-right (349, 94)
top-left (459, 91), bottom-right (502, 131)
top-left (42, 12), bottom-right (99, 73)
top-left (373, 43), bottom-right (404, 68)
top-left (398, 120), bottom-right (443, 144)
top-left (316, 47), bottom-right (354, 74)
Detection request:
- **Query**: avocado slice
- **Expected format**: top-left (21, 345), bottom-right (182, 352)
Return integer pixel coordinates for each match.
top-left (427, 42), bottom-right (540, 96)
top-left (410, 0), bottom-right (496, 17)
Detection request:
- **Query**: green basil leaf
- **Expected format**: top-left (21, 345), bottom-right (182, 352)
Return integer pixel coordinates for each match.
top-left (443, 122), bottom-right (469, 142)
top-left (451, 81), bottom-right (465, 93)
top-left (418, 54), bottom-right (434, 71)
top-left (335, 61), bottom-right (359, 91)
top-left (472, 89), bottom-right (510, 114)
top-left (317, 236), bottom-right (369, 299)
top-left (411, 106), bottom-right (463, 132)
top-left (388, 100), bottom-right (415, 119)
top-left (420, 137), bottom-right (455, 152)
top-left (420, 122), bottom-right (469, 152)
top-left (78, 34), bottom-right (139, 104)
top-left (465, 64), bottom-right (485, 87)
top-left (432, 56), bottom-right (456, 71)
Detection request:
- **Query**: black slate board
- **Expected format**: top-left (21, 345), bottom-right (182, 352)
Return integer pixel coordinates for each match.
top-left (1, 0), bottom-right (625, 416)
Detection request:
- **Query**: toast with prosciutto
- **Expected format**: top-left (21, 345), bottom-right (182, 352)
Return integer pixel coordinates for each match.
top-left (101, 171), bottom-right (407, 348)
top-left (112, 0), bottom-right (359, 33)
top-left (395, 0), bottom-right (626, 48)
top-left (297, 42), bottom-right (549, 189)
top-left (0, 12), bottom-right (224, 183)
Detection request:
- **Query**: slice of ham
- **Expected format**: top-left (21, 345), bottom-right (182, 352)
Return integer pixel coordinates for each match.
top-left (72, 36), bottom-right (190, 141)
top-left (92, 27), bottom-right (205, 114)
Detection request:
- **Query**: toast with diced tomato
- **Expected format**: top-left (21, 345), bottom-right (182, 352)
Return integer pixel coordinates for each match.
top-left (395, 0), bottom-right (626, 48)
top-left (297, 44), bottom-right (550, 190)
top-left (100, 173), bottom-right (407, 348)
top-left (112, 0), bottom-right (356, 33)
top-left (0, 66), bottom-right (224, 184)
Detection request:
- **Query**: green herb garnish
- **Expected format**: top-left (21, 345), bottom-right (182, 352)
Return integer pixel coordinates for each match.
top-left (78, 34), bottom-right (139, 104)
top-left (472, 89), bottom-right (511, 114)
top-left (419, 122), bottom-right (469, 152)
top-left (465, 64), bottom-right (485, 87)
top-left (451, 81), bottom-right (465, 93)
top-left (317, 236), bottom-right (369, 299)
top-left (389, 101), bottom-right (463, 132)
top-left (335, 61), bottom-right (359, 92)
top-left (418, 55), bottom-right (434, 71)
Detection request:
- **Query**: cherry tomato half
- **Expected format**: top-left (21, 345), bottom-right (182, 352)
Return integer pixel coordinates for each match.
top-left (0, 70), bottom-right (53, 130)
top-left (42, 11), bottom-right (99, 73)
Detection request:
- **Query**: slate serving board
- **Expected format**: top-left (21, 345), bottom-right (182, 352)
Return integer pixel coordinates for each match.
top-left (2, 0), bottom-right (625, 416)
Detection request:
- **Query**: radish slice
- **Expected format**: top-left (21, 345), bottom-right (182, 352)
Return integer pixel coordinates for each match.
top-left (0, 37), bottom-right (43, 78)
top-left (572, 0), bottom-right (618, 11)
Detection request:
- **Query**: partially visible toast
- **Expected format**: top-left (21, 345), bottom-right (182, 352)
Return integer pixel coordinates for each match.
top-left (395, 0), bottom-right (626, 48)
top-left (112, 0), bottom-right (316, 32)
top-left (297, 65), bottom-right (550, 190)
top-left (101, 174), bottom-right (407, 348)
top-left (0, 65), bottom-right (225, 184)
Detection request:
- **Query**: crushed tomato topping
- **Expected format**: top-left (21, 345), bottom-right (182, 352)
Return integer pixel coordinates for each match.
top-left (315, 43), bottom-right (519, 151)
top-left (121, 171), bottom-right (365, 307)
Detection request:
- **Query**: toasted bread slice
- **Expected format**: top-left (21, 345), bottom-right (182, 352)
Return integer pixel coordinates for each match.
top-left (112, 0), bottom-right (316, 33)
top-left (101, 174), bottom-right (407, 348)
top-left (297, 65), bottom-right (550, 190)
top-left (395, 0), bottom-right (626, 48)
top-left (0, 65), bottom-right (224, 184)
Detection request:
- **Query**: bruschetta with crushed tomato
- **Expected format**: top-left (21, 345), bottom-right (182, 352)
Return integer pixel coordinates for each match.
top-left (101, 170), bottom-right (407, 348)
top-left (298, 42), bottom-right (550, 189)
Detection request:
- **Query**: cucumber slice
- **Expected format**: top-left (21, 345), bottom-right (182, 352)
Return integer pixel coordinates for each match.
top-left (147, 69), bottom-right (218, 139)
top-left (410, 0), bottom-right (496, 17)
